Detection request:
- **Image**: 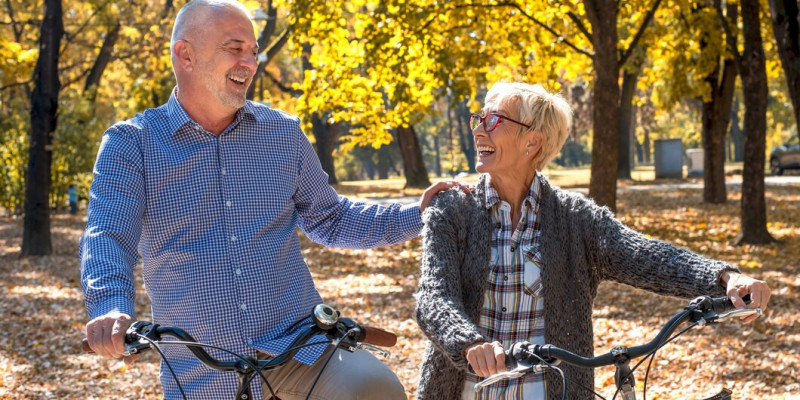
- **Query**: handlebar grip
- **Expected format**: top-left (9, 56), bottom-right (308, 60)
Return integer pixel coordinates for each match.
top-left (81, 338), bottom-right (95, 354)
top-left (360, 326), bottom-right (397, 347)
top-left (710, 293), bottom-right (752, 314)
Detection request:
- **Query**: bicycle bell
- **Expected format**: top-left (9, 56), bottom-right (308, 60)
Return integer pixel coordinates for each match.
top-left (312, 303), bottom-right (339, 329)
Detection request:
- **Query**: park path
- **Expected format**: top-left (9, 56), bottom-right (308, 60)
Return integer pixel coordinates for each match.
top-left (371, 175), bottom-right (800, 204)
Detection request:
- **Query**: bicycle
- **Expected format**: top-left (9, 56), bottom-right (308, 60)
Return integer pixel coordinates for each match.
top-left (82, 304), bottom-right (398, 400)
top-left (473, 295), bottom-right (762, 400)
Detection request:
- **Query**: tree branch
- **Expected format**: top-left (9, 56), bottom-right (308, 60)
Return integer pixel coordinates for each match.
top-left (567, 11), bottom-right (592, 42)
top-left (420, 2), bottom-right (593, 59)
top-left (265, 26), bottom-right (290, 62)
top-left (160, 0), bottom-right (175, 20)
top-left (263, 69), bottom-right (303, 96)
top-left (485, 2), bottom-right (593, 58)
top-left (716, 0), bottom-right (742, 65)
top-left (256, 0), bottom-right (277, 51)
top-left (84, 21), bottom-right (120, 100)
top-left (618, 0), bottom-right (663, 67)
top-left (0, 80), bottom-right (33, 91)
top-left (60, 0), bottom-right (114, 54)
top-left (4, 0), bottom-right (24, 41)
top-left (247, 27), bottom-right (290, 100)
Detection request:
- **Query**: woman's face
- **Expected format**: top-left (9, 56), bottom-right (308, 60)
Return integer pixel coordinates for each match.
top-left (472, 99), bottom-right (531, 177)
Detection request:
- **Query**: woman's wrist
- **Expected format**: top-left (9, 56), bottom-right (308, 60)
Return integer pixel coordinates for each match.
top-left (719, 270), bottom-right (741, 287)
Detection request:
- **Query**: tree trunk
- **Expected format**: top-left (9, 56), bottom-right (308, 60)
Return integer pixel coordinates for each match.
top-left (299, 42), bottom-right (337, 183)
top-left (618, 66), bottom-right (639, 180)
top-left (730, 97), bottom-right (744, 162)
top-left (84, 21), bottom-right (120, 102)
top-left (396, 125), bottom-right (430, 188)
top-left (699, 1), bottom-right (737, 204)
top-left (247, 1), bottom-right (291, 100)
top-left (433, 135), bottom-right (442, 177)
top-left (247, 28), bottom-right (291, 101)
top-left (700, 52), bottom-right (737, 204)
top-left (457, 99), bottom-right (476, 173)
top-left (736, 0), bottom-right (775, 245)
top-left (354, 146), bottom-right (376, 180)
top-left (769, 0), bottom-right (800, 140)
top-left (311, 114), bottom-right (339, 185)
top-left (585, 0), bottom-right (620, 211)
top-left (377, 145), bottom-right (392, 179)
top-left (23, 0), bottom-right (63, 256)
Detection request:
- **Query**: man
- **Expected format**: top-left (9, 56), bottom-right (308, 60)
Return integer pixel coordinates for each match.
top-left (81, 1), bottom-right (459, 398)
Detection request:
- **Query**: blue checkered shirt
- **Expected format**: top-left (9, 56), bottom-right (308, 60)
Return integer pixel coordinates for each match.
top-left (80, 91), bottom-right (423, 399)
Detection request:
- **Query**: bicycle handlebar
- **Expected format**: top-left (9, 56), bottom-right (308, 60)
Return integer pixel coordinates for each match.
top-left (508, 295), bottom-right (758, 369)
top-left (81, 303), bottom-right (397, 370)
top-left (475, 295), bottom-right (760, 391)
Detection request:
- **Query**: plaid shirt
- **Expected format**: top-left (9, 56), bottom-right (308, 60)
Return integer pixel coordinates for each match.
top-left (464, 175), bottom-right (546, 399)
top-left (80, 91), bottom-right (422, 400)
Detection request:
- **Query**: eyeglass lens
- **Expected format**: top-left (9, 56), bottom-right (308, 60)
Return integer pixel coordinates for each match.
top-left (469, 114), bottom-right (502, 132)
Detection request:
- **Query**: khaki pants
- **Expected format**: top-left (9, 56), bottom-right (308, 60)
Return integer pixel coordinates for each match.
top-left (259, 346), bottom-right (406, 400)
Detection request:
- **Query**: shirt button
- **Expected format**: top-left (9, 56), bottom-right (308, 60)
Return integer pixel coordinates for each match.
top-left (240, 303), bottom-right (247, 311)
top-left (230, 235), bottom-right (237, 242)
top-left (247, 339), bottom-right (253, 345)
top-left (503, 275), bottom-right (508, 281)
top-left (510, 246), bottom-right (516, 252)
top-left (501, 307), bottom-right (507, 312)
top-left (226, 200), bottom-right (232, 207)
top-left (235, 268), bottom-right (242, 275)
top-left (221, 168), bottom-right (227, 175)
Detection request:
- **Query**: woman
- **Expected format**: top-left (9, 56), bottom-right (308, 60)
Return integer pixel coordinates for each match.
top-left (414, 82), bottom-right (770, 400)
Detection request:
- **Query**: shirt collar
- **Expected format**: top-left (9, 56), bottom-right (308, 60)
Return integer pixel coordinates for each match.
top-left (165, 88), bottom-right (194, 135)
top-left (165, 87), bottom-right (258, 136)
top-left (483, 173), bottom-right (542, 211)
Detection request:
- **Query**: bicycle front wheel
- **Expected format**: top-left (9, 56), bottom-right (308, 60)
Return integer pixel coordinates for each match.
top-left (700, 388), bottom-right (732, 400)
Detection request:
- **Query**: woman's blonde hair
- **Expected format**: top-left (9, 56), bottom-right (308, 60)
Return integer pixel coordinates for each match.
top-left (484, 82), bottom-right (573, 171)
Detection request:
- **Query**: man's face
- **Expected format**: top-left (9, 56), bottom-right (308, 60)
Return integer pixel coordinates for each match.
top-left (190, 8), bottom-right (258, 110)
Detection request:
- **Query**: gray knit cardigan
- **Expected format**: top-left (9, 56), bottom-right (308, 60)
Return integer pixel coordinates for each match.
top-left (414, 174), bottom-right (738, 400)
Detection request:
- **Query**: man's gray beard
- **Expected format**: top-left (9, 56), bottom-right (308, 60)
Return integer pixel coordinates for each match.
top-left (198, 63), bottom-right (247, 109)
top-left (220, 91), bottom-right (246, 109)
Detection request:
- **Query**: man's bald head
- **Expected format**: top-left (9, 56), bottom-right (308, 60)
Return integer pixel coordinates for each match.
top-left (171, 0), bottom-right (251, 52)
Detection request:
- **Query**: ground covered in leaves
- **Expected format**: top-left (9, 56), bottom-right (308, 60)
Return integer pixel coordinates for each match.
top-left (1, 181), bottom-right (798, 399)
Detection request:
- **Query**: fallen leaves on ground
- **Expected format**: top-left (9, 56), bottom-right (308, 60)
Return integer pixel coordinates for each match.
top-left (1, 184), bottom-right (798, 399)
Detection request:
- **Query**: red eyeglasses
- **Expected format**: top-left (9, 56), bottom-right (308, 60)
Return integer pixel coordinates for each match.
top-left (469, 113), bottom-right (532, 133)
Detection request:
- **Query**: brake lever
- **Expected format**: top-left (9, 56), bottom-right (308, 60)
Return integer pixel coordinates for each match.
top-left (696, 307), bottom-right (762, 326)
top-left (357, 343), bottom-right (390, 358)
top-left (474, 364), bottom-right (539, 391)
top-left (718, 308), bottom-right (762, 320)
top-left (123, 321), bottom-right (157, 356)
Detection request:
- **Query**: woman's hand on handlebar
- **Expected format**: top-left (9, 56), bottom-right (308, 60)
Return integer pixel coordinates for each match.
top-left (721, 271), bottom-right (771, 324)
top-left (85, 311), bottom-right (140, 364)
top-left (465, 341), bottom-right (506, 377)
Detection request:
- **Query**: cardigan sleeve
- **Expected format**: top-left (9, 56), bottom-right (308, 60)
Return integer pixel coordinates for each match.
top-left (578, 197), bottom-right (739, 298)
top-left (415, 189), bottom-right (486, 369)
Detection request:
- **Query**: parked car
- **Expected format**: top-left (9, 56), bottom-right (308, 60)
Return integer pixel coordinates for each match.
top-left (770, 136), bottom-right (800, 175)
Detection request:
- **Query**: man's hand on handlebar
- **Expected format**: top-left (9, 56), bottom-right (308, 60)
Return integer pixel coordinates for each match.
top-left (85, 311), bottom-right (140, 364)
top-left (721, 271), bottom-right (771, 324)
top-left (465, 341), bottom-right (506, 377)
